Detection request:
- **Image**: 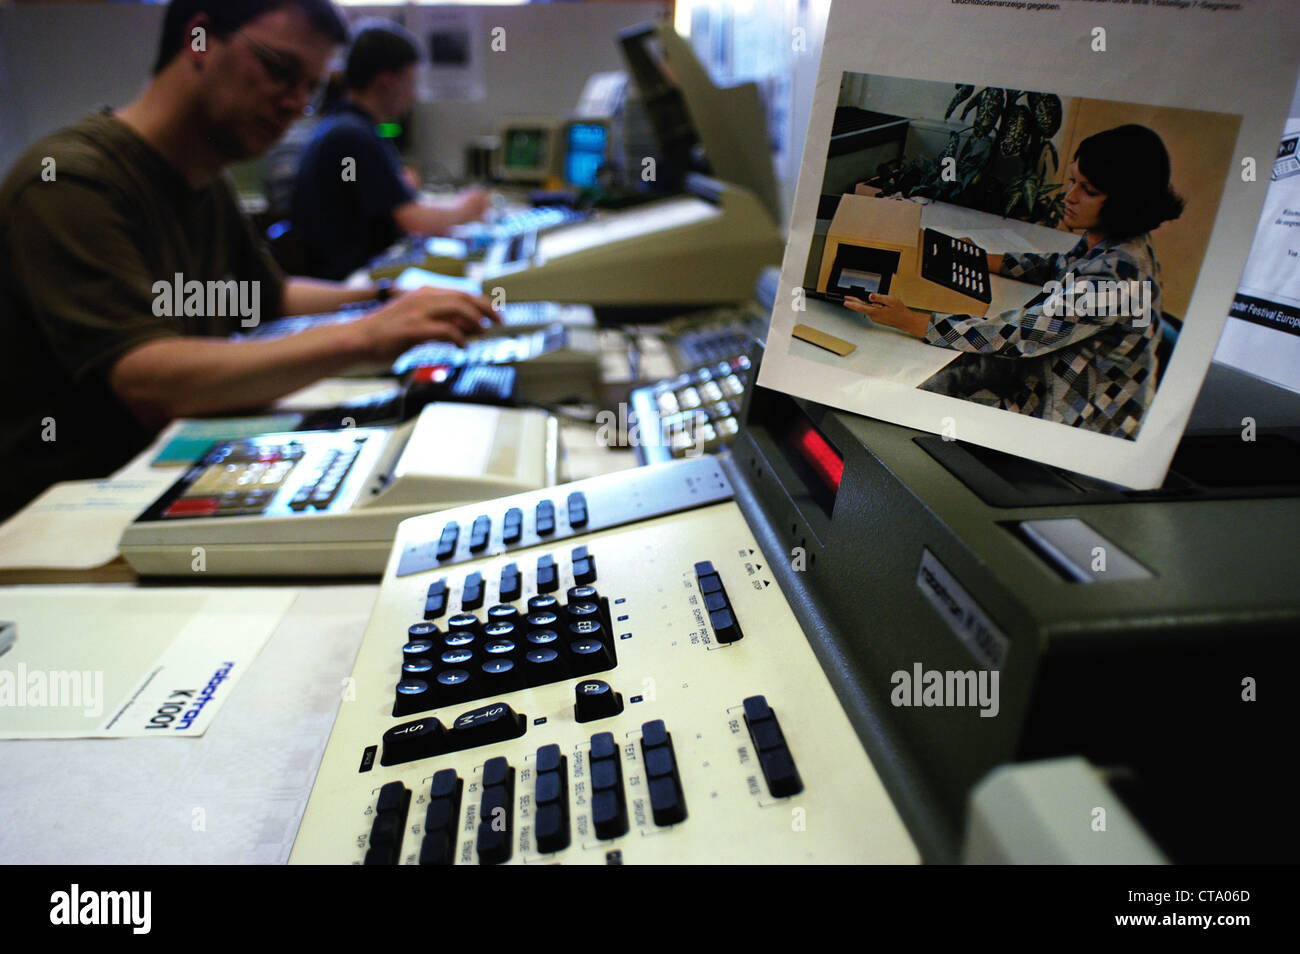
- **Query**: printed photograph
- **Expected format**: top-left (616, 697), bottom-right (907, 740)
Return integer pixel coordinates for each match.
top-left (791, 72), bottom-right (1240, 441)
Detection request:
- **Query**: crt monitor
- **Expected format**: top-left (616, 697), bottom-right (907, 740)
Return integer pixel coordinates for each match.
top-left (563, 120), bottom-right (611, 189)
top-left (496, 121), bottom-right (561, 183)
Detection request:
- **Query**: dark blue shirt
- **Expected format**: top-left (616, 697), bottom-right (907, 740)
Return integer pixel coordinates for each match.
top-left (289, 103), bottom-right (416, 280)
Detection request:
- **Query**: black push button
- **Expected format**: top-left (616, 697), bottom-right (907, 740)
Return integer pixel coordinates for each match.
top-left (535, 770), bottom-right (563, 805)
top-left (572, 554), bottom-right (597, 585)
top-left (451, 702), bottom-right (525, 750)
top-left (537, 554), bottom-right (558, 593)
top-left (461, 571), bottom-right (484, 611)
top-left (567, 585), bottom-right (598, 602)
top-left (365, 782), bottom-right (412, 864)
top-left (742, 696), bottom-right (803, 798)
top-left (567, 492), bottom-right (588, 527)
top-left (486, 604), bottom-right (520, 626)
top-left (535, 802), bottom-right (569, 854)
top-left (469, 515), bottom-right (491, 552)
top-left (365, 822), bottom-right (403, 865)
top-left (436, 522), bottom-right (459, 560)
top-left (425, 797), bottom-right (457, 832)
top-left (574, 679), bottom-right (623, 723)
top-left (502, 507), bottom-right (523, 544)
top-left (566, 601), bottom-right (600, 621)
top-left (528, 594), bottom-right (559, 613)
top-left (589, 731), bottom-right (617, 762)
top-left (591, 789), bottom-right (627, 841)
top-left (638, 721), bottom-right (687, 826)
top-left (376, 780), bottom-right (410, 817)
top-left (536, 500), bottom-right (556, 536)
top-left (588, 730), bottom-right (627, 839)
top-left (476, 759), bottom-right (515, 865)
top-left (758, 747), bottom-right (803, 798)
top-left (648, 776), bottom-right (686, 826)
top-left (424, 579), bottom-right (448, 619)
top-left (381, 717), bottom-right (446, 766)
top-left (536, 743), bottom-right (563, 774)
top-left (369, 811), bottom-right (402, 851)
top-left (498, 564), bottom-right (521, 602)
top-left (708, 607), bottom-right (743, 643)
top-left (641, 719), bottom-right (669, 749)
top-left (693, 560), bottom-right (716, 575)
top-left (643, 746), bottom-right (674, 779)
top-left (743, 695), bottom-right (773, 724)
top-left (698, 573), bottom-right (723, 595)
top-left (749, 718), bottom-right (785, 753)
top-left (533, 745), bottom-right (570, 853)
top-left (429, 768), bottom-right (461, 801)
top-left (419, 827), bottom-right (455, 866)
top-left (393, 678), bottom-right (433, 717)
top-left (483, 755), bottom-right (511, 789)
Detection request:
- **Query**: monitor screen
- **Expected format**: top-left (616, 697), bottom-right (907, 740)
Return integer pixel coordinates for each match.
top-left (502, 128), bottom-right (548, 171)
top-left (565, 122), bottom-right (609, 188)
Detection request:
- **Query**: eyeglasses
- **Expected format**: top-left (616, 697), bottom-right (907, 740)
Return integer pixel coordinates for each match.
top-left (234, 32), bottom-right (324, 107)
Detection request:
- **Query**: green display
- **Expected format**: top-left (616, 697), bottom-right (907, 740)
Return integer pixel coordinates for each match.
top-left (503, 128), bottom-right (547, 171)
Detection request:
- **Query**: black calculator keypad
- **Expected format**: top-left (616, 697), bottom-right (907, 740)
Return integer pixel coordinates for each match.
top-left (392, 560), bottom-right (619, 716)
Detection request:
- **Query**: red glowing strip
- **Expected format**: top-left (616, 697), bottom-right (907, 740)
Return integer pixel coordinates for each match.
top-left (794, 420), bottom-right (844, 492)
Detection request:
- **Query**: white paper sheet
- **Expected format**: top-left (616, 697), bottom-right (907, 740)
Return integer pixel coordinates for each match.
top-left (1216, 107), bottom-right (1300, 395)
top-left (758, 0), bottom-right (1300, 489)
top-left (0, 587), bottom-right (294, 738)
top-left (0, 475), bottom-right (176, 570)
top-left (0, 584), bottom-right (376, 863)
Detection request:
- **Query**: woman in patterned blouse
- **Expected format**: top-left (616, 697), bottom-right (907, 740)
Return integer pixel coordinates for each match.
top-left (846, 124), bottom-right (1184, 439)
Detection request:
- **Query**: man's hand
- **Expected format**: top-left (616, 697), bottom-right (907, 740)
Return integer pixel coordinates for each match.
top-left (346, 287), bottom-right (500, 361)
top-left (453, 187), bottom-right (491, 224)
top-left (393, 188), bottom-right (492, 237)
top-left (844, 294), bottom-right (931, 339)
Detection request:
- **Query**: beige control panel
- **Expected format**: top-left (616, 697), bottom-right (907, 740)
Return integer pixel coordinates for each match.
top-left (291, 481), bottom-right (916, 864)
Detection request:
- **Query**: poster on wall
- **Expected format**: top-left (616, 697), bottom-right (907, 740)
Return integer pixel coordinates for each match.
top-left (757, 0), bottom-right (1300, 488)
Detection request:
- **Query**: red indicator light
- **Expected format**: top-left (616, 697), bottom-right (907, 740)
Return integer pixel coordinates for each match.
top-left (794, 421), bottom-right (843, 492)
top-left (164, 497), bottom-right (219, 518)
top-left (412, 364), bottom-right (452, 384)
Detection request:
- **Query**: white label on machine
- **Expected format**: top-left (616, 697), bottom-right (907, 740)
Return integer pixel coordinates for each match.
top-left (916, 549), bottom-right (1009, 671)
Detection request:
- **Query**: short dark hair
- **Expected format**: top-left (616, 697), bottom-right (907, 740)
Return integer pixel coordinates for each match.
top-left (345, 20), bottom-right (421, 92)
top-left (1074, 124), bottom-right (1185, 239)
top-left (153, 0), bottom-right (348, 75)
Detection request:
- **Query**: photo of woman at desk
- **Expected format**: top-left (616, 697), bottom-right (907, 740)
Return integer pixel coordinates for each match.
top-left (845, 125), bottom-right (1184, 440)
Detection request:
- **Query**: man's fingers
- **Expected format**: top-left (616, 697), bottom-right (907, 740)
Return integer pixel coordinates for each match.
top-left (472, 293), bottom-right (503, 324)
top-left (424, 321), bottom-right (466, 348)
top-left (407, 294), bottom-right (488, 334)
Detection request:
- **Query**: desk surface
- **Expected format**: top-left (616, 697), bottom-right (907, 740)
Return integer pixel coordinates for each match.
top-left (0, 584), bottom-right (376, 864)
top-left (0, 382), bottom-right (640, 862)
top-left (790, 200), bottom-right (1080, 388)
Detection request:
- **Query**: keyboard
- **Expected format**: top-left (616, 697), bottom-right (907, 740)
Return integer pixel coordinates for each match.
top-left (392, 325), bottom-right (602, 404)
top-left (451, 206), bottom-right (589, 252)
top-left (629, 355), bottom-right (752, 464)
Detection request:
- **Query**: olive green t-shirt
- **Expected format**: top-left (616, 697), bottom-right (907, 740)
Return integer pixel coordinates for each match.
top-left (0, 111), bottom-right (286, 519)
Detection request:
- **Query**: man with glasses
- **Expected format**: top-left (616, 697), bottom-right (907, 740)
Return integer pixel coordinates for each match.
top-left (290, 19), bottom-right (491, 280)
top-left (0, 0), bottom-right (498, 519)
